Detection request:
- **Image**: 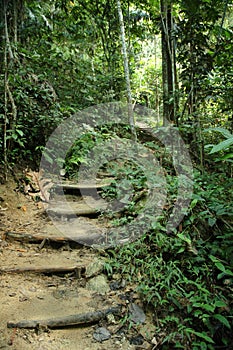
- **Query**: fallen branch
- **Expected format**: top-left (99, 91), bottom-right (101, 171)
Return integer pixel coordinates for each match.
top-left (7, 306), bottom-right (121, 329)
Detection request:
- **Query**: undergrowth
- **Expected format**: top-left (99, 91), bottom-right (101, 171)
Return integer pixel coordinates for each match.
top-left (64, 126), bottom-right (233, 349)
top-left (105, 171), bottom-right (233, 349)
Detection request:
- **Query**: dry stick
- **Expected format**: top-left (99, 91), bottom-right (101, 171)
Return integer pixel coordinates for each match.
top-left (7, 306), bottom-right (121, 329)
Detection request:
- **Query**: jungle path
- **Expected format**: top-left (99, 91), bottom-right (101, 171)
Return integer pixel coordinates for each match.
top-left (0, 174), bottom-right (154, 350)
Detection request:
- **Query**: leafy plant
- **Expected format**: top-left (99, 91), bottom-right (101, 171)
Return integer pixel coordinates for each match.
top-left (105, 168), bottom-right (233, 349)
top-left (205, 127), bottom-right (233, 161)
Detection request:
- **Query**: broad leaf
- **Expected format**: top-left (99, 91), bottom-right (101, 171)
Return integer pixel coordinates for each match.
top-left (204, 127), bottom-right (233, 139)
top-left (213, 314), bottom-right (231, 329)
top-left (186, 329), bottom-right (214, 343)
top-left (210, 137), bottom-right (233, 154)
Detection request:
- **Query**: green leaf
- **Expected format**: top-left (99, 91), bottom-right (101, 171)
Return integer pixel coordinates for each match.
top-left (202, 304), bottom-right (215, 312)
top-left (209, 255), bottom-right (221, 264)
top-left (17, 139), bottom-right (25, 147)
top-left (193, 309), bottom-right (202, 317)
top-left (225, 269), bottom-right (233, 276)
top-left (214, 300), bottom-right (227, 308)
top-left (210, 137), bottom-right (233, 154)
top-left (186, 329), bottom-right (214, 343)
top-left (215, 262), bottom-right (226, 272)
top-left (192, 303), bottom-right (215, 312)
top-left (16, 129), bottom-right (24, 137)
top-left (208, 217), bottom-right (216, 227)
top-left (217, 269), bottom-right (233, 280)
top-left (213, 314), bottom-right (231, 329)
top-left (204, 127), bottom-right (233, 139)
top-left (177, 247), bottom-right (185, 253)
top-left (198, 342), bottom-right (207, 350)
top-left (177, 233), bottom-right (191, 245)
top-left (218, 153), bottom-right (233, 160)
top-left (217, 272), bottom-right (227, 280)
top-left (190, 198), bottom-right (198, 209)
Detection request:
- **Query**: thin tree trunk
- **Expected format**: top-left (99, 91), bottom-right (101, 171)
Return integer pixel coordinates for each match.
top-left (160, 0), bottom-right (177, 125)
top-left (154, 36), bottom-right (161, 121)
top-left (171, 15), bottom-right (179, 125)
top-left (116, 0), bottom-right (137, 140)
top-left (4, 2), bottom-right (14, 61)
top-left (4, 45), bottom-right (8, 181)
top-left (13, 0), bottom-right (18, 44)
top-left (3, 0), bottom-right (9, 180)
top-left (4, 0), bottom-right (17, 154)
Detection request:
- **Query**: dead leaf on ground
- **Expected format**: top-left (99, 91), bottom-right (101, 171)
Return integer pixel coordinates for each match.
top-left (22, 168), bottom-right (54, 202)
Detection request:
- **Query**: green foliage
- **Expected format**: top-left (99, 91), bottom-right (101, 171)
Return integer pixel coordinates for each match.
top-left (64, 130), bottom-right (109, 177)
top-left (0, 0), bottom-right (129, 166)
top-left (105, 169), bottom-right (233, 349)
top-left (7, 68), bottom-right (63, 163)
top-left (1, 0), bottom-right (233, 347)
top-left (205, 127), bottom-right (233, 159)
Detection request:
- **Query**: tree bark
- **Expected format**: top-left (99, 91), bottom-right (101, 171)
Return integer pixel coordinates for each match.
top-left (0, 265), bottom-right (84, 275)
top-left (116, 0), bottom-right (137, 140)
top-left (7, 306), bottom-right (122, 329)
top-left (3, 0), bottom-right (9, 180)
top-left (160, 0), bottom-right (177, 124)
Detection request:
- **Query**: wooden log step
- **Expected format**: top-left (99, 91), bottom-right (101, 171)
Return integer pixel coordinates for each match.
top-left (0, 244), bottom-right (95, 275)
top-left (7, 306), bottom-right (121, 329)
top-left (4, 220), bottom-right (106, 246)
top-left (4, 231), bottom-right (75, 244)
top-left (47, 201), bottom-right (103, 217)
top-left (0, 265), bottom-right (84, 275)
top-left (44, 221), bottom-right (106, 245)
top-left (53, 179), bottom-right (114, 191)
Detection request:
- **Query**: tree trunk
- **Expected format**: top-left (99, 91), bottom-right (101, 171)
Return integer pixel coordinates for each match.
top-left (154, 36), bottom-right (161, 119)
top-left (2, 0), bottom-right (9, 180)
top-left (116, 0), bottom-right (137, 140)
top-left (1, 0), bottom-right (21, 179)
top-left (160, 0), bottom-right (177, 125)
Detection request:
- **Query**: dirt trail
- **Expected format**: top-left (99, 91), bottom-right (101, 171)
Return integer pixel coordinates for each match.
top-left (0, 177), bottom-right (154, 350)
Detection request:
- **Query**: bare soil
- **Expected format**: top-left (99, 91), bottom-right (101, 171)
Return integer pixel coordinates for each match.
top-left (0, 178), bottom-right (155, 350)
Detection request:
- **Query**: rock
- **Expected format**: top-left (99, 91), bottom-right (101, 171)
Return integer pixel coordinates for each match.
top-left (93, 327), bottom-right (111, 342)
top-left (59, 169), bottom-right (66, 177)
top-left (106, 313), bottom-right (116, 324)
top-left (85, 258), bottom-right (104, 278)
top-left (129, 334), bottom-right (144, 345)
top-left (110, 279), bottom-right (126, 290)
top-left (86, 274), bottom-right (110, 294)
top-left (19, 295), bottom-right (28, 302)
top-left (129, 303), bottom-right (146, 324)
